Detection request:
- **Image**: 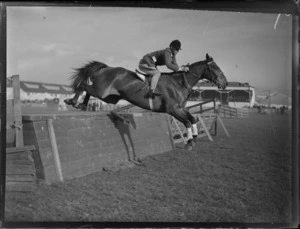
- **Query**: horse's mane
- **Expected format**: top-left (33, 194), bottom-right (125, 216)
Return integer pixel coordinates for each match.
top-left (70, 60), bottom-right (109, 92)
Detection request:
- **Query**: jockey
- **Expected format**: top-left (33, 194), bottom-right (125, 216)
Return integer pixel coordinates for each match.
top-left (138, 39), bottom-right (189, 97)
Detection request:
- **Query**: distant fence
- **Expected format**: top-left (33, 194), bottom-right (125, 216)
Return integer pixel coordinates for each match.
top-left (218, 104), bottom-right (249, 118)
top-left (186, 99), bottom-right (217, 114)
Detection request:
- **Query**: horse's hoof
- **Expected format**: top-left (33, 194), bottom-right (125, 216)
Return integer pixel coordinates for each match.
top-left (64, 98), bottom-right (76, 106)
top-left (130, 159), bottom-right (143, 166)
top-left (191, 140), bottom-right (196, 147)
top-left (184, 143), bottom-right (193, 151)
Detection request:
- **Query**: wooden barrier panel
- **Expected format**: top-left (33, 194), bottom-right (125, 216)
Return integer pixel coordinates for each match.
top-left (6, 145), bottom-right (37, 192)
top-left (22, 112), bottom-right (173, 183)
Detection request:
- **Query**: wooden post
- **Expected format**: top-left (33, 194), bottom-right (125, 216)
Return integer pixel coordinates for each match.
top-left (197, 115), bottom-right (213, 141)
top-left (47, 119), bottom-right (64, 182)
top-left (217, 114), bottom-right (230, 137)
top-left (12, 75), bottom-right (24, 147)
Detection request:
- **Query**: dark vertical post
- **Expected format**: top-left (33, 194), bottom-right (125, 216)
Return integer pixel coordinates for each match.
top-left (213, 98), bottom-right (216, 113)
top-left (292, 15), bottom-right (299, 226)
top-left (0, 2), bottom-right (6, 222)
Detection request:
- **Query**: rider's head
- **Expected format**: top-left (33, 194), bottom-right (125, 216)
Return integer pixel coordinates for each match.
top-left (170, 40), bottom-right (181, 55)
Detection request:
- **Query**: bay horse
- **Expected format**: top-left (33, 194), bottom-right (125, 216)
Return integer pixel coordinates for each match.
top-left (64, 53), bottom-right (228, 150)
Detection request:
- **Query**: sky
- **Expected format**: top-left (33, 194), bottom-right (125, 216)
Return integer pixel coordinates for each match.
top-left (7, 6), bottom-right (293, 96)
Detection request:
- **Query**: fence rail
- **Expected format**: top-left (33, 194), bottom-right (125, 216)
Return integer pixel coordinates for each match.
top-left (218, 104), bottom-right (249, 118)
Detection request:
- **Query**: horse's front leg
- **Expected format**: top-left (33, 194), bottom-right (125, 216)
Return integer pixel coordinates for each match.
top-left (184, 109), bottom-right (198, 144)
top-left (169, 107), bottom-right (194, 151)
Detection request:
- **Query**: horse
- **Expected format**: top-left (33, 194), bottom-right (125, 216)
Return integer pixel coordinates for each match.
top-left (64, 53), bottom-right (228, 150)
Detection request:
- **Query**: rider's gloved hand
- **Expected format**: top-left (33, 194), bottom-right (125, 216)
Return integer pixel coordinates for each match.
top-left (179, 65), bottom-right (189, 72)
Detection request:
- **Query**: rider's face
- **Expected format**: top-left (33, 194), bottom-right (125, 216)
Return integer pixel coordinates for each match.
top-left (171, 48), bottom-right (179, 56)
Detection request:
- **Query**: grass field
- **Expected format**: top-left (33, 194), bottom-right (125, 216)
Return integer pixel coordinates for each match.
top-left (5, 111), bottom-right (292, 224)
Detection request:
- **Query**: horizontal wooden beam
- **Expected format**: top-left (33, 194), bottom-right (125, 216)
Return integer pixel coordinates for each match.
top-left (6, 145), bottom-right (36, 154)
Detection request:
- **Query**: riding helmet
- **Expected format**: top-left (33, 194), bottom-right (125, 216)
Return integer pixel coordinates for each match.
top-left (170, 40), bottom-right (182, 51)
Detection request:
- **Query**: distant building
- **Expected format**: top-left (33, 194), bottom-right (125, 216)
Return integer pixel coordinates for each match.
top-left (6, 78), bottom-right (74, 102)
top-left (191, 81), bottom-right (255, 108)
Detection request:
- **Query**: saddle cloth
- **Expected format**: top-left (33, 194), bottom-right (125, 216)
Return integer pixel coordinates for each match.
top-left (135, 69), bottom-right (148, 82)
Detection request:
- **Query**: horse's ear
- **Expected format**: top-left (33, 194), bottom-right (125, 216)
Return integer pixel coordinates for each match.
top-left (206, 53), bottom-right (209, 59)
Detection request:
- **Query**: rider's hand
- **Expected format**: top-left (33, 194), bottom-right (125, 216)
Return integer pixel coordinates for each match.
top-left (180, 65), bottom-right (189, 72)
top-left (179, 65), bottom-right (189, 72)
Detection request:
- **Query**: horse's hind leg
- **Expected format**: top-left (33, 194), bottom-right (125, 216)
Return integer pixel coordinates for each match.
top-left (76, 85), bottom-right (97, 111)
top-left (76, 93), bottom-right (91, 111)
top-left (64, 91), bottom-right (82, 106)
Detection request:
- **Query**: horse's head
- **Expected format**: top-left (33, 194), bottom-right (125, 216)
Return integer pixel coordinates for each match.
top-left (189, 53), bottom-right (228, 90)
top-left (203, 53), bottom-right (228, 89)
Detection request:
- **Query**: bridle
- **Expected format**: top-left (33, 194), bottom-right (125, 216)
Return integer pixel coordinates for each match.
top-left (206, 60), bottom-right (224, 88)
top-left (182, 60), bottom-right (224, 91)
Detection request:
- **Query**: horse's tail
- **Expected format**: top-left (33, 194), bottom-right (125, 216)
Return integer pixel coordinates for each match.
top-left (70, 60), bottom-right (109, 93)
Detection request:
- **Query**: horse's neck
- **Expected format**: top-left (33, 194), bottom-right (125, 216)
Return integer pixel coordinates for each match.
top-left (186, 67), bottom-right (205, 88)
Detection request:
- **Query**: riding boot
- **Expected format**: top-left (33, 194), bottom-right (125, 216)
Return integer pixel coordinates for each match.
top-left (146, 73), bottom-right (162, 97)
top-left (146, 89), bottom-right (161, 98)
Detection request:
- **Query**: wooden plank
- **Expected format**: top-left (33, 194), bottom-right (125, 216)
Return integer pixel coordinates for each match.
top-left (6, 174), bottom-right (35, 182)
top-left (171, 117), bottom-right (187, 144)
top-left (197, 115), bottom-right (213, 141)
top-left (47, 119), bottom-right (64, 182)
top-left (6, 152), bottom-right (30, 160)
top-left (12, 75), bottom-right (24, 147)
top-left (217, 114), bottom-right (230, 137)
top-left (6, 165), bottom-right (35, 175)
top-left (6, 159), bottom-right (33, 166)
top-left (6, 181), bottom-right (35, 192)
top-left (6, 145), bottom-right (36, 153)
top-left (112, 104), bottom-right (135, 113)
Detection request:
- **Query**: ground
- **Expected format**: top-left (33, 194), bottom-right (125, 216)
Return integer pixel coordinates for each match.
top-left (4, 110), bottom-right (292, 225)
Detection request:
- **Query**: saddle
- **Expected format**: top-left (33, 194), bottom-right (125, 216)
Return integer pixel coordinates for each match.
top-left (135, 69), bottom-right (149, 82)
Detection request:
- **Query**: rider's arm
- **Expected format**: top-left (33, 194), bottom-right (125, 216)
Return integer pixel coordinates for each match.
top-left (164, 50), bottom-right (179, 71)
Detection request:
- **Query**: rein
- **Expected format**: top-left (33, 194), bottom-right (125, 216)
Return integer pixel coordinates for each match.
top-left (183, 62), bottom-right (208, 89)
top-left (183, 60), bottom-right (219, 92)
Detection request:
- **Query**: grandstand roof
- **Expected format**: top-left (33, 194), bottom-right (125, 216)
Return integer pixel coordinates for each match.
top-left (196, 81), bottom-right (254, 88)
top-left (19, 80), bottom-right (73, 94)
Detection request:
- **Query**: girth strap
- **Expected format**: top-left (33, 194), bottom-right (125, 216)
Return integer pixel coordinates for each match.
top-left (182, 73), bottom-right (191, 91)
